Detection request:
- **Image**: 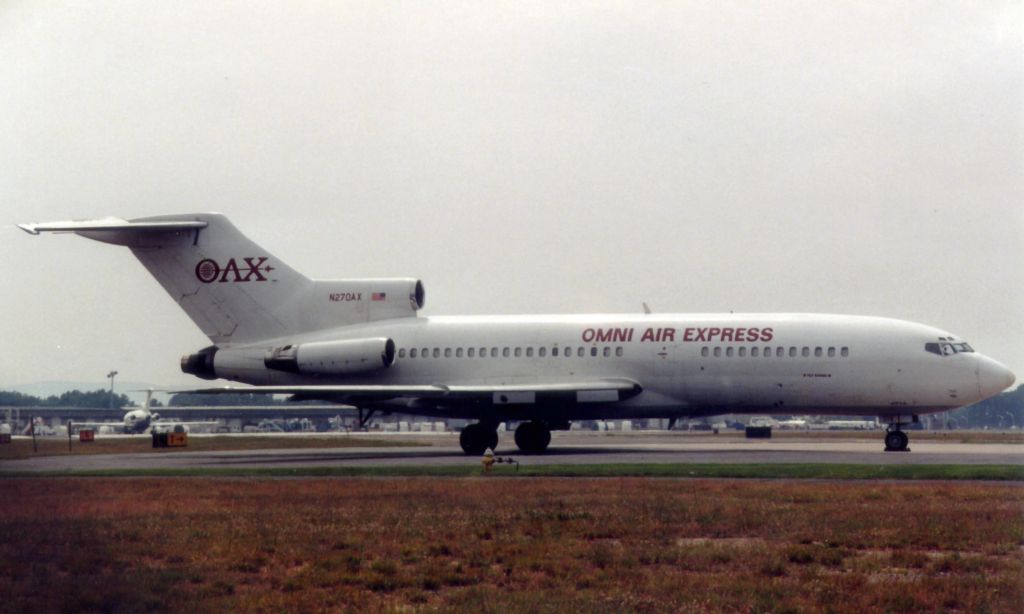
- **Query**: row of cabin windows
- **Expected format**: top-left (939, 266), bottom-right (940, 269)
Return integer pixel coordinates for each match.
top-left (701, 346), bottom-right (850, 358)
top-left (398, 346), bottom-right (626, 360)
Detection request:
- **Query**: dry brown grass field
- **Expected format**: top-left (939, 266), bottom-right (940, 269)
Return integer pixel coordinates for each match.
top-left (0, 435), bottom-right (425, 460)
top-left (1, 478), bottom-right (1021, 613)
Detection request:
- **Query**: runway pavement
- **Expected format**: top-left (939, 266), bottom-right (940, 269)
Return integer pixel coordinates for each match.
top-left (1, 432), bottom-right (1021, 472)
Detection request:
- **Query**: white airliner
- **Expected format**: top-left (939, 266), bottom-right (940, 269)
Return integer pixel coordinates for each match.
top-left (73, 391), bottom-right (217, 434)
top-left (20, 213), bottom-right (1015, 454)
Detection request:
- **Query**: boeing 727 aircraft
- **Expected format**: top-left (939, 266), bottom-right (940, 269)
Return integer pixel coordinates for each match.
top-left (20, 213), bottom-right (1015, 454)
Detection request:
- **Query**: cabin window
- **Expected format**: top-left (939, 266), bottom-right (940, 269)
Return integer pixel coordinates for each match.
top-left (551, 347), bottom-right (558, 357)
top-left (841, 347), bottom-right (849, 357)
top-left (814, 347), bottom-right (822, 357)
top-left (480, 347), bottom-right (486, 357)
top-left (538, 347), bottom-right (546, 357)
top-left (456, 348), bottom-right (464, 358)
top-left (578, 347), bottom-right (585, 357)
top-left (776, 347), bottom-right (784, 357)
top-left (502, 347), bottom-right (510, 357)
top-left (421, 348), bottom-right (428, 357)
top-left (726, 347), bottom-right (734, 357)
top-left (444, 348), bottom-right (452, 358)
top-left (701, 347), bottom-right (709, 357)
top-left (714, 347), bottom-right (722, 357)
top-left (828, 347), bottom-right (836, 357)
top-left (491, 348), bottom-right (498, 358)
top-left (750, 347), bottom-right (758, 357)
top-left (513, 347), bottom-right (521, 357)
top-left (565, 349), bottom-right (572, 359)
top-left (467, 348), bottom-right (475, 358)
top-left (526, 347), bottom-right (534, 357)
top-left (789, 347), bottom-right (797, 357)
top-left (801, 347), bottom-right (810, 357)
top-left (399, 349), bottom-right (406, 359)
top-left (409, 348), bottom-right (417, 358)
top-left (616, 347), bottom-right (623, 357)
top-left (590, 347), bottom-right (598, 357)
top-left (603, 347), bottom-right (611, 357)
top-left (764, 346), bottom-right (771, 357)
top-left (739, 347), bottom-right (747, 357)
top-left (433, 348), bottom-right (441, 358)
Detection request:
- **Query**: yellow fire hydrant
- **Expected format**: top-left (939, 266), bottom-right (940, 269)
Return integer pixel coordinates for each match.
top-left (481, 448), bottom-right (495, 473)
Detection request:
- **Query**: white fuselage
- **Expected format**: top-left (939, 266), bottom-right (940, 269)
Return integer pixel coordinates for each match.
top-left (21, 213), bottom-right (1014, 429)
top-left (212, 313), bottom-right (1013, 421)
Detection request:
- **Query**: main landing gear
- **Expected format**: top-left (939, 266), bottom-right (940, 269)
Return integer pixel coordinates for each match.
top-left (458, 420), bottom-right (556, 455)
top-left (459, 423), bottom-right (499, 456)
top-left (513, 421), bottom-right (552, 455)
top-left (883, 415), bottom-right (917, 452)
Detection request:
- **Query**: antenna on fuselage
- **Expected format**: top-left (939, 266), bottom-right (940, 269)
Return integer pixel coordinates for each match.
top-left (642, 302), bottom-right (652, 315)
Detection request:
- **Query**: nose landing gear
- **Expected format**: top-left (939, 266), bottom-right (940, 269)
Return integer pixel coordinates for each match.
top-left (884, 428), bottom-right (910, 452)
top-left (882, 415), bottom-right (917, 452)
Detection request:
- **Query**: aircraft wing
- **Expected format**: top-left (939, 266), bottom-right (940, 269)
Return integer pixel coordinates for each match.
top-left (183, 379), bottom-right (642, 405)
top-left (149, 420), bottom-right (221, 433)
top-left (68, 420), bottom-right (127, 433)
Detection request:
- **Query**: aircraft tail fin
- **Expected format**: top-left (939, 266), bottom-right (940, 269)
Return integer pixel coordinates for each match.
top-left (20, 213), bottom-right (424, 344)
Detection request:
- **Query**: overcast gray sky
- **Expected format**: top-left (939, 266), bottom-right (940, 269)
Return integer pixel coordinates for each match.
top-left (1, 1), bottom-right (1021, 389)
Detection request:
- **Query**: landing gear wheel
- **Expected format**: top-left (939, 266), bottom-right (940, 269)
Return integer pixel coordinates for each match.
top-left (460, 423), bottom-right (498, 455)
top-left (514, 421), bottom-right (552, 454)
top-left (884, 430), bottom-right (909, 452)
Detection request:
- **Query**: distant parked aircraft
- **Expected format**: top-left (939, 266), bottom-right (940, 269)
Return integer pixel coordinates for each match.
top-left (72, 390), bottom-right (217, 434)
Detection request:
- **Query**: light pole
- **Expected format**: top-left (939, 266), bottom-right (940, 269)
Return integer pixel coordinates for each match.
top-left (107, 370), bottom-right (118, 411)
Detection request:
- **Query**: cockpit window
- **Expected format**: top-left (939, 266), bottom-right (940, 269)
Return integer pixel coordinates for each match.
top-left (925, 341), bottom-right (974, 356)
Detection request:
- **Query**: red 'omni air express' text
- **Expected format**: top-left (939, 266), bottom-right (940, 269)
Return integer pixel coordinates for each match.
top-left (580, 327), bottom-right (775, 344)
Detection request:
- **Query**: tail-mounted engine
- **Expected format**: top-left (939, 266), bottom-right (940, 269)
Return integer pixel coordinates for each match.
top-left (180, 346), bottom-right (219, 380)
top-left (264, 337), bottom-right (396, 376)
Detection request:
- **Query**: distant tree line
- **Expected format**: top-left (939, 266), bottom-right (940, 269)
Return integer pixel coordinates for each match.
top-left (0, 389), bottom-right (136, 409)
top-left (946, 385), bottom-right (1023, 429)
top-left (0, 388), bottom-right (293, 408)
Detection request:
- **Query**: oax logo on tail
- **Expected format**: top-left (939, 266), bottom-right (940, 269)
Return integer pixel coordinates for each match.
top-left (195, 257), bottom-right (275, 283)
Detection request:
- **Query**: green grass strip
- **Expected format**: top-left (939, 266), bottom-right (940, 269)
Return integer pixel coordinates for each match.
top-left (1, 463), bottom-right (1021, 481)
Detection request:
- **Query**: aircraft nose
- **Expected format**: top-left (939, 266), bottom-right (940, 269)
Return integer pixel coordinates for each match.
top-left (977, 356), bottom-right (1015, 400)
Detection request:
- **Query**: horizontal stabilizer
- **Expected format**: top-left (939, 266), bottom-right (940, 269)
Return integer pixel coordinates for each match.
top-left (18, 218), bottom-right (208, 235)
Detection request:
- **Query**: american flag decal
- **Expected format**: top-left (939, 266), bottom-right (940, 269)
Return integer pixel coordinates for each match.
top-left (372, 292), bottom-right (386, 301)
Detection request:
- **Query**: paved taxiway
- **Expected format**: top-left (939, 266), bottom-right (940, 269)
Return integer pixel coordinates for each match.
top-left (1, 432), bottom-right (1020, 472)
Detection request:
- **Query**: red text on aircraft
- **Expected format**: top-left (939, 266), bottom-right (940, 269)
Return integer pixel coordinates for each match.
top-left (681, 327), bottom-right (774, 342)
top-left (640, 327), bottom-right (676, 342)
top-left (195, 257), bottom-right (273, 283)
top-left (581, 327), bottom-right (634, 343)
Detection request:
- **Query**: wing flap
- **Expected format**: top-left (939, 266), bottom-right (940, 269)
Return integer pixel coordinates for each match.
top-left (181, 379), bottom-right (642, 405)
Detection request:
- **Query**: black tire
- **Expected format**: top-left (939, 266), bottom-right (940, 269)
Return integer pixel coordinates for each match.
top-left (459, 424), bottom-right (489, 455)
top-left (514, 421), bottom-right (552, 454)
top-left (885, 430), bottom-right (909, 452)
